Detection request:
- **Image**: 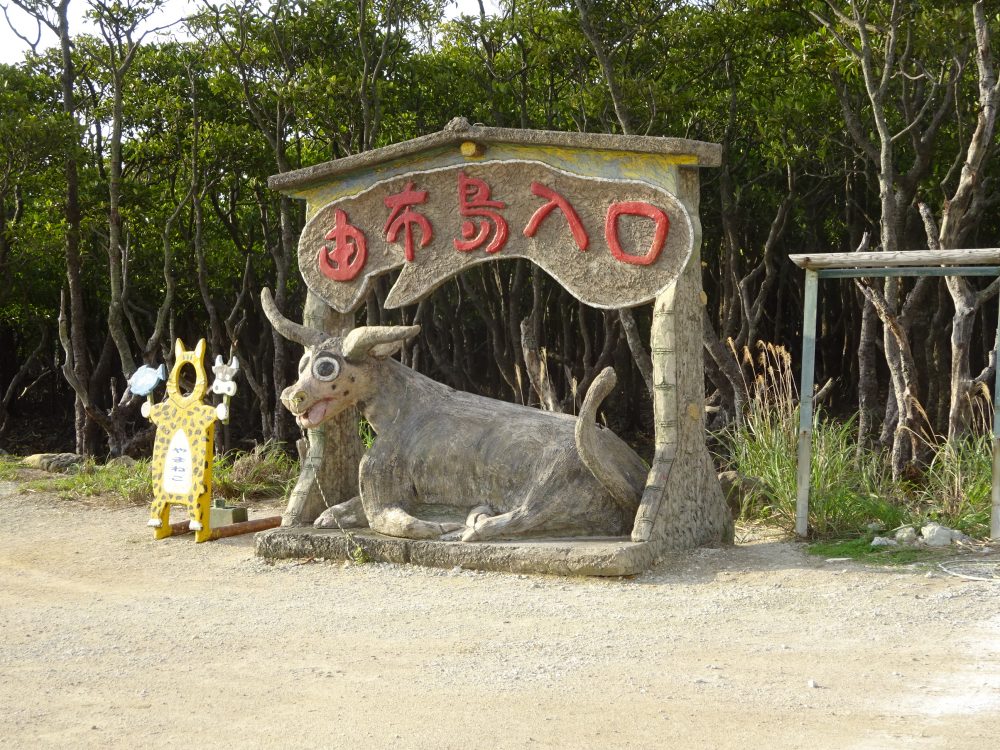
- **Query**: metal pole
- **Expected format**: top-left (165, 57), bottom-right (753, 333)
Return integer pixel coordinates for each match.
top-left (796, 269), bottom-right (819, 538)
top-left (992, 292), bottom-right (1000, 541)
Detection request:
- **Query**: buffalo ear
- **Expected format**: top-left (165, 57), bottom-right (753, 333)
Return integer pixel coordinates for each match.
top-left (369, 341), bottom-right (404, 359)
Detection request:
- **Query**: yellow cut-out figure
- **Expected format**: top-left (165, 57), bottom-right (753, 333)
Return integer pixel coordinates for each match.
top-left (147, 339), bottom-right (220, 543)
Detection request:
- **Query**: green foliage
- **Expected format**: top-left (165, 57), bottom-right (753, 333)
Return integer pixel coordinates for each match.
top-left (347, 530), bottom-right (371, 565)
top-left (724, 401), bottom-right (997, 541)
top-left (719, 393), bottom-right (903, 538)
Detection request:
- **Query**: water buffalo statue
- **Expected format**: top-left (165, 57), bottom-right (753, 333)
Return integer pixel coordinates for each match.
top-left (262, 288), bottom-right (647, 542)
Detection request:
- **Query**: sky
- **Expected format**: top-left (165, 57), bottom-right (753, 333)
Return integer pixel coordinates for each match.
top-left (0, 0), bottom-right (499, 66)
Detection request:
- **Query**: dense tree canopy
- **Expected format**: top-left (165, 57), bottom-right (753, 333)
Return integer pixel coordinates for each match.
top-left (1, 0), bottom-right (999, 470)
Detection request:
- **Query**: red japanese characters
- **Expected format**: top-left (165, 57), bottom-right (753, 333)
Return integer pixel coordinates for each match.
top-left (454, 173), bottom-right (509, 254)
top-left (384, 181), bottom-right (433, 262)
top-left (315, 169), bottom-right (675, 283)
top-left (318, 209), bottom-right (367, 282)
top-left (605, 201), bottom-right (670, 266)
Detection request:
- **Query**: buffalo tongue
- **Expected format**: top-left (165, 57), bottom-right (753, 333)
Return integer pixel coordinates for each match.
top-left (305, 400), bottom-right (328, 425)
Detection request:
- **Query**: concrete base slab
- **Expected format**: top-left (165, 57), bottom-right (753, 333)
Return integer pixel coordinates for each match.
top-left (254, 527), bottom-right (662, 577)
top-left (210, 506), bottom-right (248, 526)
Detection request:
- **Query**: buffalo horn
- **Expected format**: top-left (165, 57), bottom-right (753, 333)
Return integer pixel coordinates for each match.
top-left (343, 325), bottom-right (421, 361)
top-left (260, 288), bottom-right (328, 348)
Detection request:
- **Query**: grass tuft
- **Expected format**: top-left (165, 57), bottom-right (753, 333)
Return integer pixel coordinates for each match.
top-left (0, 455), bottom-right (22, 481)
top-left (715, 341), bottom-right (996, 542)
top-left (806, 536), bottom-right (946, 565)
top-left (716, 342), bottom-right (903, 538)
top-left (24, 458), bottom-right (153, 506)
top-left (16, 441), bottom-right (297, 507)
top-left (358, 419), bottom-right (376, 450)
top-left (212, 441), bottom-right (297, 501)
top-left (913, 434), bottom-right (993, 537)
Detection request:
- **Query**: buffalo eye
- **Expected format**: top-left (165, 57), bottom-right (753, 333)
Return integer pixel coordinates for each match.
top-left (312, 354), bottom-right (341, 382)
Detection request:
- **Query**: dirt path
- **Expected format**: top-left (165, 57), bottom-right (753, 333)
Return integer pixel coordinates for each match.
top-left (1, 482), bottom-right (999, 749)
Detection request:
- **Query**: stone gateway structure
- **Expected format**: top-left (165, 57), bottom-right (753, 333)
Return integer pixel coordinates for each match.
top-left (256, 118), bottom-right (732, 575)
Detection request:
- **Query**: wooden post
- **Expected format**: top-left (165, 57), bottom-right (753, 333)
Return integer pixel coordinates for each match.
top-left (209, 516), bottom-right (281, 540)
top-left (280, 290), bottom-right (363, 526)
top-left (795, 269), bottom-right (818, 538)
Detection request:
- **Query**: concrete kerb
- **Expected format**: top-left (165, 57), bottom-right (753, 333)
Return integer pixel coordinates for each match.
top-left (255, 527), bottom-right (662, 577)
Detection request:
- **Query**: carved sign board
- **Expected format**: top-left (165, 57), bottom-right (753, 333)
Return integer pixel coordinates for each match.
top-left (298, 160), bottom-right (694, 313)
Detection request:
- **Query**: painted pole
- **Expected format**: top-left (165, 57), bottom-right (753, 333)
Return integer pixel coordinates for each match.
top-left (787, 255), bottom-right (1000, 541)
top-left (796, 269), bottom-right (819, 538)
top-left (992, 295), bottom-right (1000, 541)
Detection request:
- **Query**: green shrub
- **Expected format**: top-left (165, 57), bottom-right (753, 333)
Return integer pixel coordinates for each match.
top-left (717, 342), bottom-right (913, 538)
top-left (718, 402), bottom-right (906, 537)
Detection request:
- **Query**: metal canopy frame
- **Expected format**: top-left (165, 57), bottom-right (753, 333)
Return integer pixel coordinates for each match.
top-left (789, 249), bottom-right (1000, 541)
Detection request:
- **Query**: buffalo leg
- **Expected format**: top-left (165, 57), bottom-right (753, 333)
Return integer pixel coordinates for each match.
top-left (314, 495), bottom-right (370, 529)
top-left (461, 485), bottom-right (559, 542)
top-left (360, 451), bottom-right (460, 539)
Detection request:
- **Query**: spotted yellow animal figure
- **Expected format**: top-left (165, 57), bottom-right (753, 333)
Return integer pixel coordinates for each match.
top-left (146, 339), bottom-right (220, 543)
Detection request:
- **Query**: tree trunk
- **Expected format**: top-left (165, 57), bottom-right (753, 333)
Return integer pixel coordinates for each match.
top-left (856, 292), bottom-right (879, 453)
top-left (106, 69), bottom-right (135, 378)
top-left (923, 3), bottom-right (1000, 439)
top-left (945, 277), bottom-right (978, 439)
top-left (53, 1), bottom-right (92, 454)
top-left (702, 309), bottom-right (746, 423)
top-left (271, 193), bottom-right (296, 443)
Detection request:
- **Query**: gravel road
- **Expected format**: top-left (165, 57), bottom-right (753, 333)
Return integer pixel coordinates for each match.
top-left (2, 481), bottom-right (999, 749)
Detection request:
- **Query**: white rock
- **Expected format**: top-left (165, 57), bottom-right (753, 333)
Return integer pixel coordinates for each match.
top-left (871, 536), bottom-right (898, 547)
top-left (921, 522), bottom-right (954, 547)
top-left (951, 530), bottom-right (972, 544)
top-left (894, 527), bottom-right (918, 545)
